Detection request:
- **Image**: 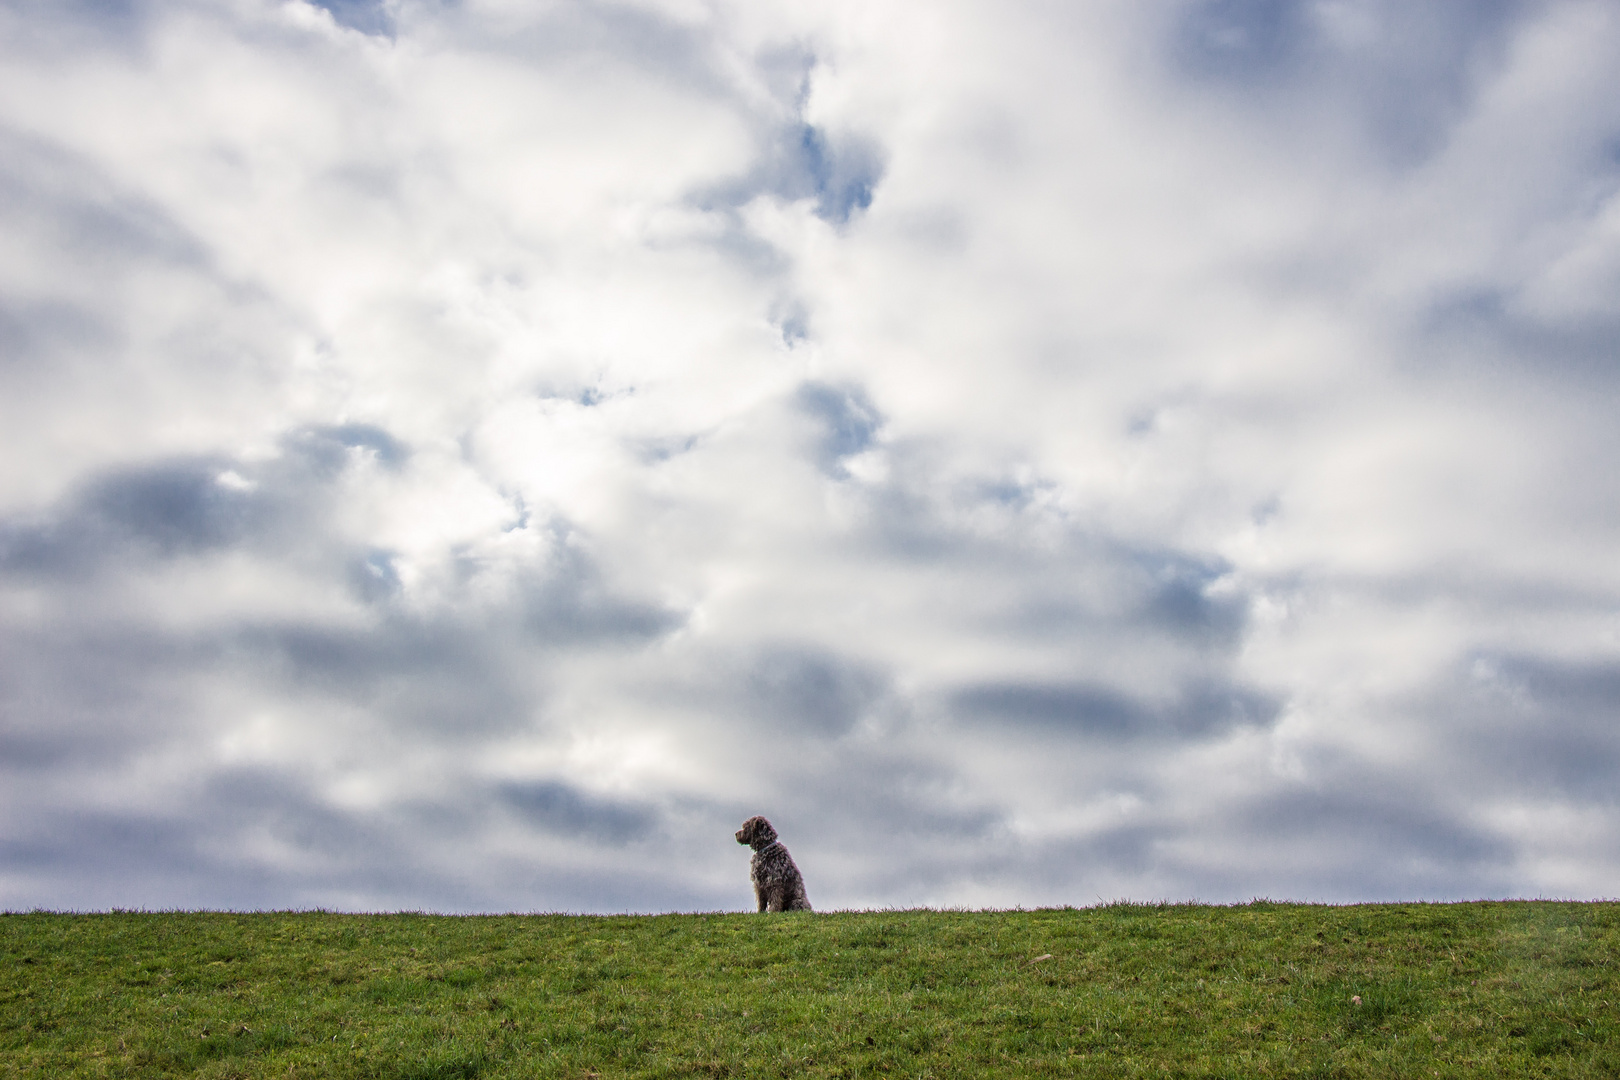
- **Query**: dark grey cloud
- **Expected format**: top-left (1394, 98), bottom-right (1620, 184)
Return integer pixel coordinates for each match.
top-left (0, 297), bottom-right (112, 373)
top-left (0, 425), bottom-right (407, 575)
top-left (838, 454), bottom-right (1250, 648)
top-left (0, 425), bottom-right (684, 771)
top-left (0, 602), bottom-right (712, 912)
top-left (0, 625), bottom-right (216, 767)
top-left (6, 0), bottom-right (1620, 914)
top-left (1241, 785), bottom-right (1508, 869)
top-left (1132, 551), bottom-right (1247, 643)
top-left (743, 645), bottom-right (889, 737)
top-left (310, 0), bottom-right (393, 37)
top-left (221, 564), bottom-right (677, 733)
top-left (1218, 784), bottom-right (1516, 901)
top-left (951, 677), bottom-right (1277, 741)
top-left (73, 460), bottom-right (266, 556)
top-left (292, 423), bottom-right (410, 472)
top-left (500, 781), bottom-right (656, 846)
top-left (1173, 0), bottom-right (1526, 90)
top-left (0, 126), bottom-right (207, 272)
top-left (1010, 778), bottom-right (1516, 904)
top-left (1175, 0), bottom-right (1312, 77)
top-left (1448, 654), bottom-right (1620, 804)
top-left (1419, 286), bottom-right (1620, 385)
top-left (234, 622), bottom-right (530, 731)
top-left (511, 543), bottom-right (686, 645)
top-left (0, 764), bottom-right (732, 913)
top-left (647, 641), bottom-right (894, 744)
top-left (0, 0), bottom-right (149, 56)
top-left (1170, 0), bottom-right (1532, 163)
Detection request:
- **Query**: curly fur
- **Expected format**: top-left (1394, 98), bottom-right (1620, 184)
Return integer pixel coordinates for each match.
top-left (735, 815), bottom-right (811, 912)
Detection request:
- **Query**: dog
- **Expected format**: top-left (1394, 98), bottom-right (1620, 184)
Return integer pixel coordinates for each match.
top-left (735, 815), bottom-right (811, 912)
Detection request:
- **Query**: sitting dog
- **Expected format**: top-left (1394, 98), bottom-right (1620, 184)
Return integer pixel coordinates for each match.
top-left (735, 815), bottom-right (811, 912)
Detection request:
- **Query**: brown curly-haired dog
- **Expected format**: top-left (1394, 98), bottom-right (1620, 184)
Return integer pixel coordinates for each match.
top-left (735, 815), bottom-right (811, 912)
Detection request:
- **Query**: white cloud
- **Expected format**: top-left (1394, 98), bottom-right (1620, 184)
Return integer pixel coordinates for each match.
top-left (2, 0), bottom-right (1620, 912)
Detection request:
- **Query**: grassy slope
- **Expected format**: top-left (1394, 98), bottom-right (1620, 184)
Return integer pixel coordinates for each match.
top-left (2, 901), bottom-right (1617, 1078)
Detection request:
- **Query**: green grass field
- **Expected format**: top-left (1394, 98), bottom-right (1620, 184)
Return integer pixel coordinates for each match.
top-left (3, 901), bottom-right (1616, 1078)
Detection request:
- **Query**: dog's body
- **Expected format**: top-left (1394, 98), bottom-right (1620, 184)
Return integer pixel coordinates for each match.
top-left (735, 815), bottom-right (811, 912)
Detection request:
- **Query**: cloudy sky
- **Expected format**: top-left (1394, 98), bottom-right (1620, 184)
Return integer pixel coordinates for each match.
top-left (3, 0), bottom-right (1620, 913)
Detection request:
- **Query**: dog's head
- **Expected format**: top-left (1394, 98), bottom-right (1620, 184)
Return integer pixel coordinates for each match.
top-left (735, 815), bottom-right (778, 850)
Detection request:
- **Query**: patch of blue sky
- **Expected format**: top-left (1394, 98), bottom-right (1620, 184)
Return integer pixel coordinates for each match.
top-left (796, 124), bottom-right (880, 224)
top-left (310, 0), bottom-right (394, 36)
top-left (795, 381), bottom-right (882, 475)
top-left (693, 119), bottom-right (883, 226)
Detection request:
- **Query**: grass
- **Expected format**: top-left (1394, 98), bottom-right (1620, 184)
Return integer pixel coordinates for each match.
top-left (3, 900), bottom-right (1617, 1077)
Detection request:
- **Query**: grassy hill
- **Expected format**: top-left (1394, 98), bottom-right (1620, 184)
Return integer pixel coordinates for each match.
top-left (3, 901), bottom-right (1616, 1077)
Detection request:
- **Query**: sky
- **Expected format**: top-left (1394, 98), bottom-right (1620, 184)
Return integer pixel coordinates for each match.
top-left (2, 0), bottom-right (1620, 913)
